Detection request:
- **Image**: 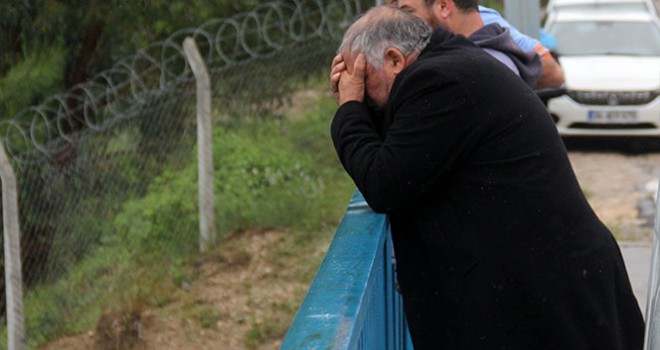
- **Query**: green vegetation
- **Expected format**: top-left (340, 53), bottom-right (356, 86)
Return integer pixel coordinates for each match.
top-left (179, 299), bottom-right (225, 329)
top-left (0, 0), bottom-right (263, 120)
top-left (246, 318), bottom-right (290, 349)
top-left (0, 80), bottom-right (354, 349)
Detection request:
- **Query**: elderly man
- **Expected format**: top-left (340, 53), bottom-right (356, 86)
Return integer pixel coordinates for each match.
top-left (331, 5), bottom-right (644, 349)
top-left (389, 0), bottom-right (564, 89)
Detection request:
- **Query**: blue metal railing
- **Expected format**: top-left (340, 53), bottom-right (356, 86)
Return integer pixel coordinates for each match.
top-left (281, 191), bottom-right (413, 349)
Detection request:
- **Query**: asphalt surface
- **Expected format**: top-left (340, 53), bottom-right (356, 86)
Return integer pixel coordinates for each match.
top-left (620, 241), bottom-right (653, 316)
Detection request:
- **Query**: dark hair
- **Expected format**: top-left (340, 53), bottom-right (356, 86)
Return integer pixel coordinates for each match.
top-left (424, 0), bottom-right (479, 12)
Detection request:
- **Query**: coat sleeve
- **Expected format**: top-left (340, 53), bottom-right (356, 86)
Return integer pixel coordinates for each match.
top-left (331, 71), bottom-right (482, 213)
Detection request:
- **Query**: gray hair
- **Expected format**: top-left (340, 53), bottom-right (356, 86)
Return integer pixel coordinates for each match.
top-left (338, 6), bottom-right (432, 69)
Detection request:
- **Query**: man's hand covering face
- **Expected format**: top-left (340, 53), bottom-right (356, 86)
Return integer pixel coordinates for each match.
top-left (330, 52), bottom-right (367, 105)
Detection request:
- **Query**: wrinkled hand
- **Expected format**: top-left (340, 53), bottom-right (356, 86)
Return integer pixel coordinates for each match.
top-left (329, 53), bottom-right (366, 106)
top-left (330, 54), bottom-right (345, 104)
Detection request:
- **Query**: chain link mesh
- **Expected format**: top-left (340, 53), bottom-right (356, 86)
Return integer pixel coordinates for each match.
top-left (0, 0), bottom-right (367, 346)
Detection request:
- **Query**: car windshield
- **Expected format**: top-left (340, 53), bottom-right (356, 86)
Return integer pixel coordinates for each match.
top-left (549, 20), bottom-right (660, 55)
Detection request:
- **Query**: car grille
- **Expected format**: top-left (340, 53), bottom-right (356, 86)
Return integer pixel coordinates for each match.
top-left (569, 122), bottom-right (657, 130)
top-left (567, 91), bottom-right (659, 106)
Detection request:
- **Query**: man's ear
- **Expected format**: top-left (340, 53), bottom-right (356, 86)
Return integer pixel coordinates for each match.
top-left (431, 0), bottom-right (451, 20)
top-left (384, 48), bottom-right (407, 74)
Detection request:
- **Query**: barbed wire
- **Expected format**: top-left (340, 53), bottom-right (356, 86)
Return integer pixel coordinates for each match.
top-left (1, 0), bottom-right (362, 164)
top-left (0, 1), bottom-right (369, 346)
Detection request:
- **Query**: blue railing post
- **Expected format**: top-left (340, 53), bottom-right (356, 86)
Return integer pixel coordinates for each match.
top-left (281, 190), bottom-right (413, 349)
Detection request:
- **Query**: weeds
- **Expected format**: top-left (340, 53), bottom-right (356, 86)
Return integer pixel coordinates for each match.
top-left (2, 83), bottom-right (354, 349)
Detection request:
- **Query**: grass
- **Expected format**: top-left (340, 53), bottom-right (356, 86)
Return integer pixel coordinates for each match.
top-left (2, 79), bottom-right (355, 349)
top-left (245, 319), bottom-right (289, 349)
top-left (179, 299), bottom-right (225, 329)
top-left (239, 226), bottom-right (338, 349)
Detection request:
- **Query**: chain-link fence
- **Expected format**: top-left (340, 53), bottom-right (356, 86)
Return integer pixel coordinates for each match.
top-left (0, 0), bottom-right (368, 347)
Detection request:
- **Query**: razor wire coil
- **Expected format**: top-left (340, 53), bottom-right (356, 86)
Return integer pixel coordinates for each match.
top-left (1, 0), bottom-right (361, 165)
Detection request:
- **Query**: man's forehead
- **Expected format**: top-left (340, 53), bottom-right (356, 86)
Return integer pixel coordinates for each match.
top-left (341, 48), bottom-right (374, 76)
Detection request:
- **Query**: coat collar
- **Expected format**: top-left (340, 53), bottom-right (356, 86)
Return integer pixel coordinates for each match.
top-left (419, 27), bottom-right (464, 58)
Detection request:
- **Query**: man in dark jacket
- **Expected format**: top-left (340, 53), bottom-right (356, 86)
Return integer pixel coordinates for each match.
top-left (330, 6), bottom-right (644, 349)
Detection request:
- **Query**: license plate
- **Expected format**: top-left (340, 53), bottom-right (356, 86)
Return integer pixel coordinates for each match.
top-left (588, 110), bottom-right (637, 123)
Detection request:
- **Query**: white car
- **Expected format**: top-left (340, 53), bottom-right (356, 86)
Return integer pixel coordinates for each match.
top-left (544, 11), bottom-right (660, 136)
top-left (546, 0), bottom-right (659, 19)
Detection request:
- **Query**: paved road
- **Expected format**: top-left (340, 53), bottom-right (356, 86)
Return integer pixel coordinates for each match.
top-left (620, 241), bottom-right (653, 315)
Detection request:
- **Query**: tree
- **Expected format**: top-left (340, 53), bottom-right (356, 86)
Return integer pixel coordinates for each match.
top-left (0, 0), bottom-right (261, 120)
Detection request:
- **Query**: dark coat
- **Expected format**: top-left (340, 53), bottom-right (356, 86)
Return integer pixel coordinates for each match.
top-left (331, 28), bottom-right (644, 349)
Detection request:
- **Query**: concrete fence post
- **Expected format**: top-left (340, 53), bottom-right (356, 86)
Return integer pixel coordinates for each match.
top-left (0, 143), bottom-right (25, 350)
top-left (183, 37), bottom-right (217, 252)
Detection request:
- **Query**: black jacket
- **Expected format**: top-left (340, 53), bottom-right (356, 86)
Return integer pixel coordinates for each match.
top-left (331, 28), bottom-right (644, 349)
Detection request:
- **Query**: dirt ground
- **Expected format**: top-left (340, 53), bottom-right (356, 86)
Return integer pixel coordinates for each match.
top-left (39, 139), bottom-right (660, 350)
top-left (39, 228), bottom-right (328, 350)
top-left (565, 139), bottom-right (660, 242)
